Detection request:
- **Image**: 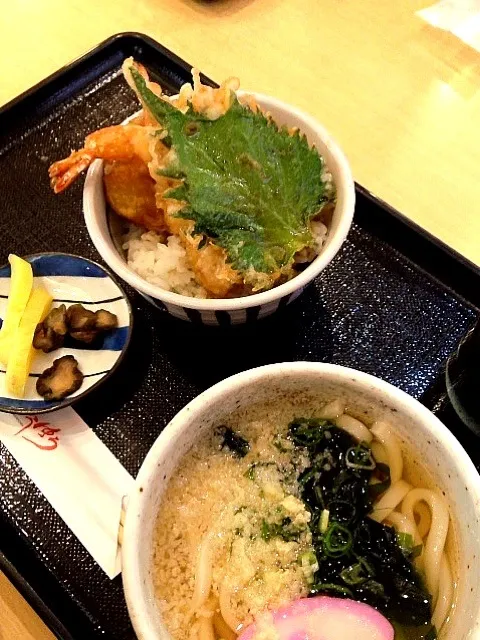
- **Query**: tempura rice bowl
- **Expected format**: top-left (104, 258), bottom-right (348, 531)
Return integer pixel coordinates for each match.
top-left (122, 362), bottom-right (480, 639)
top-left (83, 93), bottom-right (355, 325)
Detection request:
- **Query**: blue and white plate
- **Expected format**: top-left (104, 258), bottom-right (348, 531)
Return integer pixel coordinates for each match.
top-left (0, 253), bottom-right (132, 414)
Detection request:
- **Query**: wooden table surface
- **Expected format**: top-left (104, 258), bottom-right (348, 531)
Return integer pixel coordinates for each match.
top-left (1, 0), bottom-right (480, 637)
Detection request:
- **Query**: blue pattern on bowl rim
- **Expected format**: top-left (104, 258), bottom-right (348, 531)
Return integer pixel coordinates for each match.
top-left (0, 253), bottom-right (132, 414)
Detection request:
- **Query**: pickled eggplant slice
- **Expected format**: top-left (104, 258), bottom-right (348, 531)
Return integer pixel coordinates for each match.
top-left (94, 309), bottom-right (118, 331)
top-left (33, 324), bottom-right (64, 353)
top-left (45, 304), bottom-right (68, 335)
top-left (66, 304), bottom-right (97, 331)
top-left (36, 355), bottom-right (84, 400)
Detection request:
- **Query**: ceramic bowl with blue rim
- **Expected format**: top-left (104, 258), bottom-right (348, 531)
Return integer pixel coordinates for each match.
top-left (0, 253), bottom-right (132, 414)
top-left (83, 93), bottom-right (355, 326)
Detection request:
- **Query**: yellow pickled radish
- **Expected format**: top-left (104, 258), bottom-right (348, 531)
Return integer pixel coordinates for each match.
top-left (5, 287), bottom-right (52, 398)
top-left (0, 255), bottom-right (34, 366)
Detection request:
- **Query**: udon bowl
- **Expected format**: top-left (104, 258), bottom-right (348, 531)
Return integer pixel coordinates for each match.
top-left (83, 93), bottom-right (355, 326)
top-left (122, 362), bottom-right (480, 639)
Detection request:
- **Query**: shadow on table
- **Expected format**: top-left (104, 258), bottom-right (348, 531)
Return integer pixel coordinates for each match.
top-left (160, 284), bottom-right (335, 389)
top-left (182, 0), bottom-right (262, 17)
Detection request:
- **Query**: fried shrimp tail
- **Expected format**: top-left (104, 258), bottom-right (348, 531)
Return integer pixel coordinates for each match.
top-left (49, 150), bottom-right (95, 193)
top-left (48, 57), bottom-right (289, 299)
top-left (48, 124), bottom-right (160, 193)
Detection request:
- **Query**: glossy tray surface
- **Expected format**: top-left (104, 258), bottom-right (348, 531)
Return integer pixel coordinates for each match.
top-left (0, 33), bottom-right (478, 640)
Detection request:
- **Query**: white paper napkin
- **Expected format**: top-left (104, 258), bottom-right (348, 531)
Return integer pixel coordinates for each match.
top-left (0, 407), bottom-right (134, 579)
top-left (418, 0), bottom-right (480, 51)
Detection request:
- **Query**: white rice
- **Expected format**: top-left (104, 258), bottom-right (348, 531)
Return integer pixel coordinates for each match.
top-left (311, 220), bottom-right (328, 252)
top-left (122, 219), bottom-right (329, 298)
top-left (122, 225), bottom-right (207, 298)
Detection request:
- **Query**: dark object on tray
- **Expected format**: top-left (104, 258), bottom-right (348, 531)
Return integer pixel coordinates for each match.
top-left (445, 320), bottom-right (480, 435)
top-left (0, 33), bottom-right (479, 640)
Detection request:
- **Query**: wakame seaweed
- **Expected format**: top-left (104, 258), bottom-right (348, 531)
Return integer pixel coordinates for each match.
top-left (216, 425), bottom-right (250, 458)
top-left (288, 418), bottom-right (434, 633)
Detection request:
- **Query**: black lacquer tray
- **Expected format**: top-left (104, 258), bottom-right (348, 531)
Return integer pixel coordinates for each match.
top-left (0, 33), bottom-right (479, 640)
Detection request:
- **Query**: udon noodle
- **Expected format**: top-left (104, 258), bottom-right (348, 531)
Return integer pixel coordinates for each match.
top-left (369, 422), bottom-right (452, 630)
top-left (152, 401), bottom-right (455, 640)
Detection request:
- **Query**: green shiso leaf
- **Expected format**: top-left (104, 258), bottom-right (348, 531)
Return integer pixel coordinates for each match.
top-left (129, 66), bottom-right (331, 277)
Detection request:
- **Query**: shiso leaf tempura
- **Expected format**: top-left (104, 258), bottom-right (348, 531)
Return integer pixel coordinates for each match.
top-left (126, 63), bottom-right (331, 291)
top-left (49, 59), bottom-right (335, 298)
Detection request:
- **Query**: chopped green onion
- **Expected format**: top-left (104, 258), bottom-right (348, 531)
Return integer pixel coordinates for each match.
top-left (244, 465), bottom-right (256, 480)
top-left (299, 550), bottom-right (318, 565)
top-left (345, 445), bottom-right (376, 471)
top-left (261, 518), bottom-right (302, 542)
top-left (411, 543), bottom-right (423, 560)
top-left (299, 550), bottom-right (319, 584)
top-left (319, 509), bottom-right (330, 533)
top-left (362, 579), bottom-right (385, 597)
top-left (260, 519), bottom-right (274, 541)
top-left (369, 461), bottom-right (391, 498)
top-left (299, 468), bottom-right (316, 486)
top-left (313, 582), bottom-right (354, 598)
top-left (340, 556), bottom-right (375, 586)
top-left (357, 555), bottom-right (375, 576)
top-left (273, 436), bottom-right (290, 453)
top-left (288, 418), bottom-right (330, 447)
top-left (340, 563), bottom-right (368, 585)
top-left (323, 522), bottom-right (353, 557)
top-left (313, 485), bottom-right (324, 508)
top-left (396, 532), bottom-right (423, 560)
top-left (244, 461), bottom-right (277, 480)
top-left (396, 532), bottom-right (414, 550)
